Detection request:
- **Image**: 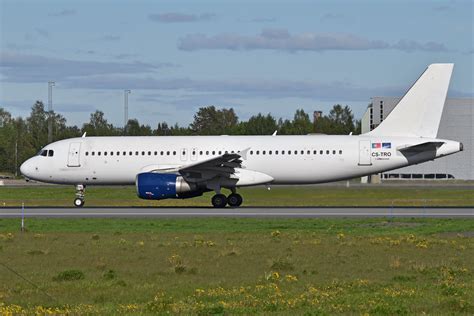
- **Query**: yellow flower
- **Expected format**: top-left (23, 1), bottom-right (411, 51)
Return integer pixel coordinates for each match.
top-left (285, 274), bottom-right (298, 282)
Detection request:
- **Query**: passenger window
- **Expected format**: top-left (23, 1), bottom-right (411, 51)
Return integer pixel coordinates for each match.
top-left (250, 151), bottom-right (253, 155)
top-left (48, 150), bottom-right (54, 157)
top-left (182, 151), bottom-right (186, 155)
top-left (294, 150), bottom-right (297, 155)
top-left (326, 150), bottom-right (330, 155)
top-left (282, 150), bottom-right (285, 155)
top-left (301, 150), bottom-right (304, 155)
top-left (339, 150), bottom-right (343, 155)
top-left (142, 151), bottom-right (145, 156)
top-left (110, 152), bottom-right (114, 156)
top-left (269, 150), bottom-right (272, 155)
top-left (129, 151), bottom-right (132, 156)
top-left (307, 150), bottom-right (310, 155)
top-left (85, 152), bottom-right (89, 156)
top-left (98, 152), bottom-right (101, 156)
top-left (256, 151), bottom-right (260, 155)
top-left (173, 151), bottom-right (176, 155)
top-left (92, 152), bottom-right (95, 156)
top-left (192, 151), bottom-right (196, 155)
top-left (160, 151), bottom-right (164, 156)
top-left (199, 151), bottom-right (203, 155)
top-left (313, 150), bottom-right (317, 154)
top-left (212, 151), bottom-right (215, 155)
top-left (320, 150), bottom-right (323, 155)
top-left (104, 152), bottom-right (107, 156)
top-left (288, 151), bottom-right (291, 155)
top-left (262, 150), bottom-right (266, 155)
top-left (135, 151), bottom-right (139, 156)
top-left (167, 151), bottom-right (170, 155)
top-left (218, 151), bottom-right (222, 155)
top-left (206, 151), bottom-right (209, 155)
top-left (333, 150), bottom-right (336, 155)
top-left (154, 151), bottom-right (157, 156)
top-left (148, 151), bottom-right (151, 156)
top-left (275, 150), bottom-right (278, 155)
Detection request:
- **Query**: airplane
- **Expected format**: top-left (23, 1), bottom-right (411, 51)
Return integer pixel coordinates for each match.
top-left (20, 64), bottom-right (463, 208)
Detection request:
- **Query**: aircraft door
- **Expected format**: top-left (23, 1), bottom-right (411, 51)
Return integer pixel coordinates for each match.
top-left (191, 148), bottom-right (198, 161)
top-left (67, 142), bottom-right (81, 167)
top-left (358, 140), bottom-right (372, 166)
top-left (180, 148), bottom-right (188, 161)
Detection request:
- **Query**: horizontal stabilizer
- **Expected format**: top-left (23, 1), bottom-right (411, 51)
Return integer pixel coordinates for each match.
top-left (397, 141), bottom-right (445, 153)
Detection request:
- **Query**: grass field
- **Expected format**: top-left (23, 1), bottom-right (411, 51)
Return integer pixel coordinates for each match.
top-left (0, 218), bottom-right (473, 314)
top-left (1, 185), bottom-right (473, 207)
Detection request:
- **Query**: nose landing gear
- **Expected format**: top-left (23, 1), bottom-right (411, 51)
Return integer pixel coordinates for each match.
top-left (74, 184), bottom-right (85, 207)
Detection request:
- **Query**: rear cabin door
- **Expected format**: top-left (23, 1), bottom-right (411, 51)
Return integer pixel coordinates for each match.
top-left (67, 142), bottom-right (81, 167)
top-left (358, 140), bottom-right (372, 166)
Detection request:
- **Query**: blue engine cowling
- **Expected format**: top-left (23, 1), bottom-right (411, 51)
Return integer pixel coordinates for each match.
top-left (136, 172), bottom-right (203, 200)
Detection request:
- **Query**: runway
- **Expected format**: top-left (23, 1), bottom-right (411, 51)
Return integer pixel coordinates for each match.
top-left (0, 207), bottom-right (472, 218)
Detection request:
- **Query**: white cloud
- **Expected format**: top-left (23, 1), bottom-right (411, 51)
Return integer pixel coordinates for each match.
top-left (178, 29), bottom-right (448, 53)
top-left (49, 9), bottom-right (76, 17)
top-left (148, 12), bottom-right (216, 23)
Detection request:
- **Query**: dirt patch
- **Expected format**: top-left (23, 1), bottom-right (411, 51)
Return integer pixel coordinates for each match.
top-left (437, 231), bottom-right (474, 238)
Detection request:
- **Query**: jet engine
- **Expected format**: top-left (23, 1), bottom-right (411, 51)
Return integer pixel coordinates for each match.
top-left (136, 172), bottom-right (203, 200)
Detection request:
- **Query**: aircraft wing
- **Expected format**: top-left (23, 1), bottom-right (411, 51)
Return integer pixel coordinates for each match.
top-left (178, 153), bottom-right (243, 181)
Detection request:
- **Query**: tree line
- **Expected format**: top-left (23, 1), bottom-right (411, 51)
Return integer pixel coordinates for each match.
top-left (0, 101), bottom-right (360, 174)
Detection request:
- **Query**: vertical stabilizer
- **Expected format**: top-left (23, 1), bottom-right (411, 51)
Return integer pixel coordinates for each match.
top-left (367, 63), bottom-right (453, 138)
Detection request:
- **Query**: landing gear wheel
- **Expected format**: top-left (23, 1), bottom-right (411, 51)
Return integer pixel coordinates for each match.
top-left (227, 193), bottom-right (243, 207)
top-left (211, 194), bottom-right (228, 208)
top-left (74, 198), bottom-right (84, 207)
top-left (74, 184), bottom-right (85, 207)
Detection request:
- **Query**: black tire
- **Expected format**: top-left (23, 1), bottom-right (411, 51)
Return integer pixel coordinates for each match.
top-left (74, 198), bottom-right (84, 207)
top-left (227, 193), bottom-right (243, 207)
top-left (211, 194), bottom-right (227, 208)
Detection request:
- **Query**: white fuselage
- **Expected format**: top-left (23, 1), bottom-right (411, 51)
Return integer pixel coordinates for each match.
top-left (20, 135), bottom-right (462, 186)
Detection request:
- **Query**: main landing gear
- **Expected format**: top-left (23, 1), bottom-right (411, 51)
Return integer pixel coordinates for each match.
top-left (211, 191), bottom-right (243, 208)
top-left (74, 184), bottom-right (85, 207)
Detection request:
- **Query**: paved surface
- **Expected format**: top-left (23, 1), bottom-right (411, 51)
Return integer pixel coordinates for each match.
top-left (0, 207), bottom-right (472, 218)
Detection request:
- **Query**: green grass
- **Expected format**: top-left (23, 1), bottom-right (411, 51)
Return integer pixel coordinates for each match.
top-left (0, 218), bottom-right (473, 314)
top-left (1, 185), bottom-right (473, 207)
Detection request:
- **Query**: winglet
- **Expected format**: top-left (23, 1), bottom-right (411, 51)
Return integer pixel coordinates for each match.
top-left (82, 132), bottom-right (87, 138)
top-left (272, 130), bottom-right (278, 136)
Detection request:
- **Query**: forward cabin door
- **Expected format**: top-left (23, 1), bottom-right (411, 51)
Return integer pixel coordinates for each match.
top-left (67, 142), bottom-right (81, 167)
top-left (358, 140), bottom-right (372, 166)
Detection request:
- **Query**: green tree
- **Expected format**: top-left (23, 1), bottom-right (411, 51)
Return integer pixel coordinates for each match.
top-left (26, 101), bottom-right (49, 149)
top-left (238, 113), bottom-right (277, 135)
top-left (82, 111), bottom-right (117, 136)
top-left (314, 104), bottom-right (357, 135)
top-left (124, 119), bottom-right (152, 136)
top-left (190, 106), bottom-right (238, 135)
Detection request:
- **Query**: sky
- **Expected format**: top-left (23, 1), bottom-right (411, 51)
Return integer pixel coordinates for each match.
top-left (0, 0), bottom-right (473, 128)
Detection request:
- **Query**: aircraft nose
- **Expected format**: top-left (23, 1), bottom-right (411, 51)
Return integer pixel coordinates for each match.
top-left (20, 159), bottom-right (33, 178)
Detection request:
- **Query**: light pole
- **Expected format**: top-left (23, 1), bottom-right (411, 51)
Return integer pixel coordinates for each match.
top-left (124, 90), bottom-right (131, 128)
top-left (48, 81), bottom-right (55, 143)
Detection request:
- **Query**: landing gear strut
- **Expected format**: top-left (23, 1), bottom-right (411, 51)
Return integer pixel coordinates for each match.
top-left (74, 184), bottom-right (85, 207)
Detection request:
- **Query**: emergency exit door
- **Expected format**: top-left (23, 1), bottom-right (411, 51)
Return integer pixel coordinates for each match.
top-left (358, 140), bottom-right (372, 166)
top-left (67, 142), bottom-right (81, 167)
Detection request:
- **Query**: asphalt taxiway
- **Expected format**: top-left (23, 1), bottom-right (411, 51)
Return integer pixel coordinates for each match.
top-left (0, 207), bottom-right (472, 218)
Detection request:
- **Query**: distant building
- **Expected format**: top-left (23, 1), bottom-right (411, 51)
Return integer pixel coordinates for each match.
top-left (361, 97), bottom-right (474, 180)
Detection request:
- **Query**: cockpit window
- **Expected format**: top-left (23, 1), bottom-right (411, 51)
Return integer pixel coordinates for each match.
top-left (48, 150), bottom-right (54, 157)
top-left (39, 150), bottom-right (47, 156)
